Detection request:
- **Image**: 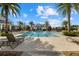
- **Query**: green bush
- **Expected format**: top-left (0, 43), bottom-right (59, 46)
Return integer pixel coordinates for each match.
top-left (1, 32), bottom-right (7, 36)
top-left (63, 31), bottom-right (79, 36)
top-left (0, 32), bottom-right (12, 36)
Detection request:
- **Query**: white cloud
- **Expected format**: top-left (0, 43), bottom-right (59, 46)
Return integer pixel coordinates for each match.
top-left (25, 20), bottom-right (30, 25)
top-left (36, 6), bottom-right (60, 27)
top-left (48, 19), bottom-right (62, 28)
top-left (70, 17), bottom-right (73, 20)
top-left (36, 6), bottom-right (44, 16)
top-left (39, 22), bottom-right (44, 24)
top-left (63, 17), bottom-right (67, 21)
top-left (45, 8), bottom-right (58, 17)
top-left (63, 17), bottom-right (73, 21)
top-left (23, 13), bottom-right (28, 17)
top-left (15, 18), bottom-right (26, 23)
top-left (36, 6), bottom-right (58, 19)
top-left (40, 16), bottom-right (47, 19)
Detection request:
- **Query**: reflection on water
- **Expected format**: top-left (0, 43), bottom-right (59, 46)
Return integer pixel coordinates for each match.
top-left (23, 31), bottom-right (59, 37)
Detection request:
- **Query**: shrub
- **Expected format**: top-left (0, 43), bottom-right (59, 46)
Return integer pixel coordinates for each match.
top-left (63, 31), bottom-right (79, 36)
top-left (0, 32), bottom-right (12, 36)
top-left (1, 32), bottom-right (7, 36)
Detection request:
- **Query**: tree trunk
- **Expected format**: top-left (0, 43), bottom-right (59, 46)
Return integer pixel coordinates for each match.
top-left (4, 6), bottom-right (8, 33)
top-left (46, 26), bottom-right (48, 31)
top-left (65, 25), bottom-right (67, 30)
top-left (68, 11), bottom-right (71, 32)
top-left (30, 25), bottom-right (32, 31)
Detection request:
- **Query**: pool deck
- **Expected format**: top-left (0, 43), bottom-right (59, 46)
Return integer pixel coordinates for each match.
top-left (39, 37), bottom-right (79, 51)
top-left (0, 32), bottom-right (79, 55)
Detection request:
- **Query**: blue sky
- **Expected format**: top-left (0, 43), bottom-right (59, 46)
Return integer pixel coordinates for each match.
top-left (2, 3), bottom-right (79, 27)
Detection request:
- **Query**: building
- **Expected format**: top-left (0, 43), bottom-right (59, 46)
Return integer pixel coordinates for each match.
top-left (0, 16), bottom-right (12, 31)
top-left (33, 24), bottom-right (47, 31)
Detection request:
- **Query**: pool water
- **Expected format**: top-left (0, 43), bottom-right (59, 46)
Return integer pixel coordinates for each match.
top-left (23, 31), bottom-right (58, 37)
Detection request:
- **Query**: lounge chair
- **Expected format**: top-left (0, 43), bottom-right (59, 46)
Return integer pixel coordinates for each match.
top-left (0, 37), bottom-right (8, 48)
top-left (66, 37), bottom-right (79, 45)
top-left (15, 34), bottom-right (25, 43)
top-left (6, 33), bottom-right (25, 49)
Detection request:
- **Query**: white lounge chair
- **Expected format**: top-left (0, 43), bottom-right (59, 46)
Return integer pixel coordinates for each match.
top-left (0, 33), bottom-right (25, 49)
top-left (0, 37), bottom-right (8, 46)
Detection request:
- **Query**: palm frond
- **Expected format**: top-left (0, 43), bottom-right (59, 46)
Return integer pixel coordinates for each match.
top-left (56, 4), bottom-right (66, 17)
top-left (73, 3), bottom-right (79, 13)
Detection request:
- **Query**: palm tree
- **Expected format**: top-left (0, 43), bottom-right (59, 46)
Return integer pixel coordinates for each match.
top-left (56, 3), bottom-right (79, 32)
top-left (62, 20), bottom-right (68, 30)
top-left (18, 21), bottom-right (24, 30)
top-left (45, 21), bottom-right (49, 31)
top-left (0, 3), bottom-right (20, 33)
top-left (29, 21), bottom-right (34, 31)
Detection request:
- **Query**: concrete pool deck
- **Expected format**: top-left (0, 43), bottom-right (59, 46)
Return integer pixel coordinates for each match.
top-left (39, 37), bottom-right (79, 51)
top-left (0, 36), bottom-right (79, 51)
top-left (0, 33), bottom-right (79, 55)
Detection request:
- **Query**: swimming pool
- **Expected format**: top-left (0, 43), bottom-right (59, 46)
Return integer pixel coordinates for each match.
top-left (23, 31), bottom-right (58, 37)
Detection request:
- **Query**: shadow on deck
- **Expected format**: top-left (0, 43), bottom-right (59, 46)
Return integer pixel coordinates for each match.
top-left (0, 38), bottom-right (63, 56)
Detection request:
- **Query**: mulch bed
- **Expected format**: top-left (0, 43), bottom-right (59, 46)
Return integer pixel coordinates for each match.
top-left (63, 51), bottom-right (79, 56)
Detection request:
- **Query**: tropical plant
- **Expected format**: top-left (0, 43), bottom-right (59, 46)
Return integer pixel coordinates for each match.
top-left (26, 25), bottom-right (30, 31)
top-left (62, 20), bottom-right (68, 30)
top-left (48, 26), bottom-right (52, 31)
top-left (71, 25), bottom-right (79, 30)
top-left (56, 3), bottom-right (79, 32)
top-left (63, 30), bottom-right (79, 36)
top-left (29, 21), bottom-right (34, 31)
top-left (18, 21), bottom-right (24, 30)
top-left (0, 3), bottom-right (20, 33)
top-left (45, 21), bottom-right (49, 31)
